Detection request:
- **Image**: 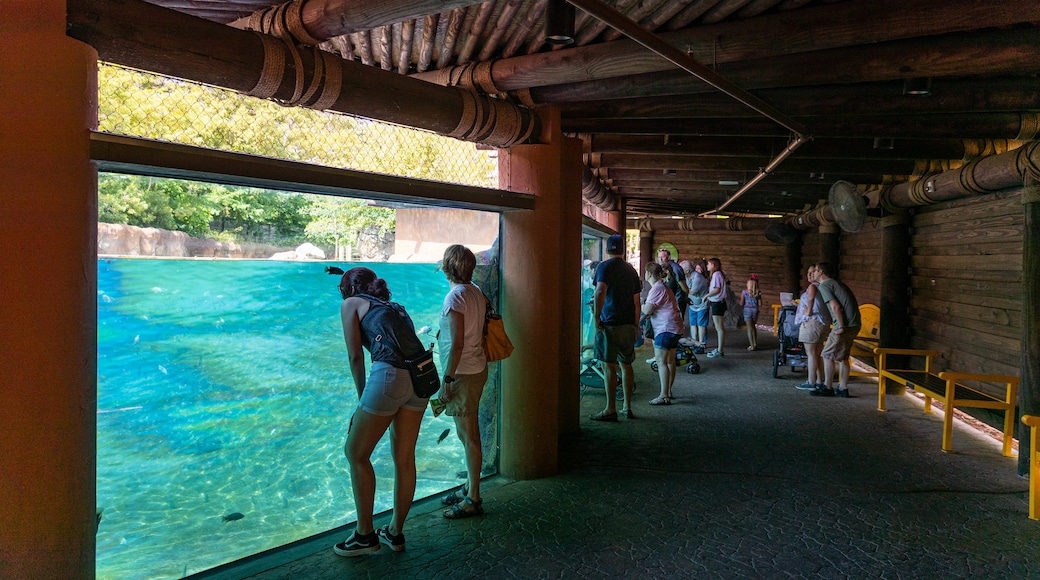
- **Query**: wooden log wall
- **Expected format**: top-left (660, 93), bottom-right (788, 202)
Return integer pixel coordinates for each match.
top-left (909, 190), bottom-right (1024, 428)
top-left (910, 190), bottom-right (1024, 376)
top-left (839, 224), bottom-right (884, 307)
top-left (651, 225), bottom-right (788, 322)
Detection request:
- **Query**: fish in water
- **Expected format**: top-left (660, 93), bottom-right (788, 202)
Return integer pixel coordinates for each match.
top-left (437, 428), bottom-right (451, 444)
top-left (222, 512), bottom-right (244, 523)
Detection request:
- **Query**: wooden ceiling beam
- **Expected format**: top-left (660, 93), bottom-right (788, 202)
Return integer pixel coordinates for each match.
top-left (530, 27), bottom-right (1040, 103)
top-left (597, 153), bottom-right (920, 175)
top-left (413, 0), bottom-right (1034, 91)
top-left (566, 113), bottom-right (1040, 140)
top-left (600, 168), bottom-right (898, 184)
top-left (584, 135), bottom-right (979, 160)
top-left (67, 0), bottom-right (539, 146)
top-left (559, 77), bottom-right (1040, 120)
top-left (228, 0), bottom-right (486, 41)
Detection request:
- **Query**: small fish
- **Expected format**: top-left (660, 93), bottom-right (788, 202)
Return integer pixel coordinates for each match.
top-left (222, 512), bottom-right (244, 523)
top-left (157, 365), bottom-right (168, 375)
top-left (437, 428), bottom-right (451, 444)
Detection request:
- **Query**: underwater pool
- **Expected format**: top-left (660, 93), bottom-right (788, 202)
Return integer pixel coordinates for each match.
top-left (96, 259), bottom-right (472, 579)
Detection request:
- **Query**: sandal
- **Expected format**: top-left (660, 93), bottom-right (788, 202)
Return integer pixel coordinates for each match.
top-left (590, 411), bottom-right (618, 422)
top-left (443, 497), bottom-right (483, 519)
top-left (441, 485), bottom-right (468, 506)
top-left (649, 396), bottom-right (671, 406)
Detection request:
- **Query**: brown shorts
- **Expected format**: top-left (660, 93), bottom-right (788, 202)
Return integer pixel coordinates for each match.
top-left (798, 319), bottom-right (829, 344)
top-left (822, 326), bottom-right (861, 362)
top-left (445, 366), bottom-right (489, 418)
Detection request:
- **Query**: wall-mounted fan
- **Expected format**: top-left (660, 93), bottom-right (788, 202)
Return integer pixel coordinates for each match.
top-left (764, 221), bottom-right (799, 244)
top-left (828, 180), bottom-right (868, 233)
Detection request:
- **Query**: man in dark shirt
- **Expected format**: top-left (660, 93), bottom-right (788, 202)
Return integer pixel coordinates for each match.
top-left (811, 261), bottom-right (862, 398)
top-left (591, 234), bottom-right (642, 421)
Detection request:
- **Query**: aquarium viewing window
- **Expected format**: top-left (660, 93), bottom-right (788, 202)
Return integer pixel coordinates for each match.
top-left (95, 173), bottom-right (503, 578)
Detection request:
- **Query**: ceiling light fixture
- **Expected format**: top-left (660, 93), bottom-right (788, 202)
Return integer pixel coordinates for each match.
top-left (663, 134), bottom-right (682, 147)
top-left (903, 77), bottom-right (932, 96)
top-left (544, 0), bottom-right (575, 45)
top-left (718, 180), bottom-right (739, 186)
top-left (873, 137), bottom-right (894, 150)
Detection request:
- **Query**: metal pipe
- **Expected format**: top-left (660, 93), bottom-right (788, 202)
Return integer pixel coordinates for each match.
top-left (699, 136), bottom-right (811, 217)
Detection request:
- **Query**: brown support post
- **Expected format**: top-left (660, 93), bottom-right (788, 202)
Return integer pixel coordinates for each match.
top-left (784, 236), bottom-right (802, 295)
top-left (880, 213), bottom-right (912, 349)
top-left (819, 224), bottom-right (841, 278)
top-left (1019, 181), bottom-right (1040, 477)
top-left (639, 226), bottom-right (654, 284)
top-left (1, 1), bottom-right (98, 576)
top-left (499, 106), bottom-right (581, 477)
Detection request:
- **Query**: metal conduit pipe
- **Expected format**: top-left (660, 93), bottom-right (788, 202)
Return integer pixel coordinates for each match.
top-left (788, 204), bottom-right (837, 230)
top-left (582, 165), bottom-right (618, 211)
top-left (641, 216), bottom-right (776, 232)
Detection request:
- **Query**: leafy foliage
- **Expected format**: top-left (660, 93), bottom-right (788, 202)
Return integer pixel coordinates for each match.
top-left (96, 63), bottom-right (498, 250)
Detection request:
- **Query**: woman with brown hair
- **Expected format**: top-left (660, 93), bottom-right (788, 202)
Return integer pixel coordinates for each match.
top-left (705, 257), bottom-right (728, 358)
top-left (333, 267), bottom-right (428, 556)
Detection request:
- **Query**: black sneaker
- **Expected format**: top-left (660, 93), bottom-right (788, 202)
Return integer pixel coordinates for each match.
top-left (835, 388), bottom-right (850, 398)
top-left (377, 525), bottom-right (405, 552)
top-left (333, 530), bottom-right (380, 557)
top-left (810, 386), bottom-right (835, 397)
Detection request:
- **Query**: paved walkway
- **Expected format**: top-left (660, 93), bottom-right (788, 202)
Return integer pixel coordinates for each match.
top-left (222, 332), bottom-right (1038, 579)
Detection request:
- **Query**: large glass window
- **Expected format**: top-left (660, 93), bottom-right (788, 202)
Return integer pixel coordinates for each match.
top-left (95, 174), bottom-right (501, 578)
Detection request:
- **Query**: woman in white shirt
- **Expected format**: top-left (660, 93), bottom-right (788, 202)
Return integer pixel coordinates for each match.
top-left (705, 257), bottom-right (728, 358)
top-left (437, 245), bottom-right (489, 519)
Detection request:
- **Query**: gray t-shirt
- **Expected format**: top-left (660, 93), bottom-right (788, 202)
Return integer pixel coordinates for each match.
top-left (818, 278), bottom-right (860, 329)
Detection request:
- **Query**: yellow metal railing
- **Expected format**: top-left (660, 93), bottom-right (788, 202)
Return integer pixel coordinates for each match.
top-left (1023, 415), bottom-right (1040, 520)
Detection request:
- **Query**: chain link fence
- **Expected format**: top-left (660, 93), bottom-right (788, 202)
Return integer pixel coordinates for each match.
top-left (97, 63), bottom-right (498, 188)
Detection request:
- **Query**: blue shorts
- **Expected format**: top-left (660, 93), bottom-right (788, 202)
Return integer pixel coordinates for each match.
top-left (358, 361), bottom-right (430, 416)
top-left (654, 332), bottom-right (680, 350)
top-left (689, 306), bottom-right (710, 327)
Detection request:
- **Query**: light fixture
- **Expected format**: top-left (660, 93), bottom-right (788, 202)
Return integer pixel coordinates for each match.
top-left (663, 168), bottom-right (677, 176)
top-left (663, 134), bottom-right (682, 147)
top-left (903, 77), bottom-right (932, 96)
top-left (873, 137), bottom-right (894, 150)
top-left (809, 172), bottom-right (825, 180)
top-left (544, 0), bottom-right (575, 46)
top-left (718, 180), bottom-right (739, 186)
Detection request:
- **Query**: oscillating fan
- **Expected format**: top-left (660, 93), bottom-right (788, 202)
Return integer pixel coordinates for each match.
top-left (828, 180), bottom-right (868, 233)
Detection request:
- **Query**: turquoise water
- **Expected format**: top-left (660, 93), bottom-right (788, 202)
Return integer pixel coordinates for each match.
top-left (96, 259), bottom-right (470, 579)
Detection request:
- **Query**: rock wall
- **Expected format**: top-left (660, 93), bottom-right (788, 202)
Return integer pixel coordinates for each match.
top-left (97, 223), bottom-right (288, 258)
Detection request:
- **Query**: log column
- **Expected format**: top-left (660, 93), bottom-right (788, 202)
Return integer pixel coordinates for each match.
top-left (639, 223), bottom-right (654, 280)
top-left (1020, 180), bottom-right (1040, 477)
top-left (785, 236), bottom-right (802, 295)
top-left (880, 213), bottom-right (912, 349)
top-left (819, 224), bottom-right (841, 276)
top-left (499, 106), bottom-right (582, 477)
top-left (0, 1), bottom-right (98, 576)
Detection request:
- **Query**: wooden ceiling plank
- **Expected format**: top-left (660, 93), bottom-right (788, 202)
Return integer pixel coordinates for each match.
top-left (457, 0), bottom-right (499, 65)
top-left (421, 0), bottom-right (1036, 93)
top-left (531, 27), bottom-right (1040, 102)
top-left (436, 8), bottom-right (467, 67)
top-left (478, 0), bottom-right (526, 62)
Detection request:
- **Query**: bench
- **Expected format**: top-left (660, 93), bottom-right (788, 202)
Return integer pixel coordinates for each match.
top-left (849, 304), bottom-right (880, 379)
top-left (1022, 415), bottom-right (1040, 520)
top-left (876, 347), bottom-right (1019, 456)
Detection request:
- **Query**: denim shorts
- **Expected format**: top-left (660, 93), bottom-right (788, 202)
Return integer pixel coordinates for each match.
top-left (358, 361), bottom-right (430, 416)
top-left (653, 331), bottom-right (680, 350)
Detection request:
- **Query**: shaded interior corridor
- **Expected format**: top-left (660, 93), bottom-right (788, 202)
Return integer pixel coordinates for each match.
top-left (202, 331), bottom-right (1040, 578)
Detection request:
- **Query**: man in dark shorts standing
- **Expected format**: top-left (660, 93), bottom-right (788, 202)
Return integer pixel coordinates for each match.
top-left (811, 261), bottom-right (861, 398)
top-left (591, 234), bottom-right (642, 421)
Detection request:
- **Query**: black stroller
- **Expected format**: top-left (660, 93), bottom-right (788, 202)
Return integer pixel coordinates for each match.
top-left (648, 343), bottom-right (701, 374)
top-left (772, 304), bottom-right (807, 378)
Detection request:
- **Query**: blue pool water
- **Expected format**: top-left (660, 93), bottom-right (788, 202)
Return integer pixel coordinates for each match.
top-left (96, 259), bottom-right (469, 579)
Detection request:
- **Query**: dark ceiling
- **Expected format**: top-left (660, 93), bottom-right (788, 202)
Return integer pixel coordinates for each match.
top-left (136, 0), bottom-right (1040, 218)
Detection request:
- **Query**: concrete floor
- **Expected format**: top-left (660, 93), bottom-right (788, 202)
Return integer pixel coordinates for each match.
top-left (210, 331), bottom-right (1039, 579)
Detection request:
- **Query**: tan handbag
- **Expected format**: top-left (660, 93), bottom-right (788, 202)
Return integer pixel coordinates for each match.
top-left (482, 293), bottom-right (514, 362)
